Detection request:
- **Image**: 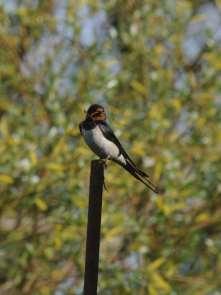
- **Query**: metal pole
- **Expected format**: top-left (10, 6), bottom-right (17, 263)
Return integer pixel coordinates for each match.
top-left (83, 160), bottom-right (104, 295)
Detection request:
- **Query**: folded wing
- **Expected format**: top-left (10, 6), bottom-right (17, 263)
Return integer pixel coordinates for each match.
top-left (98, 121), bottom-right (150, 178)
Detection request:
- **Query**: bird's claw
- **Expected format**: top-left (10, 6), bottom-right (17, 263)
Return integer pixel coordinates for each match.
top-left (103, 179), bottom-right (108, 191)
top-left (99, 157), bottom-right (110, 191)
top-left (100, 156), bottom-right (110, 168)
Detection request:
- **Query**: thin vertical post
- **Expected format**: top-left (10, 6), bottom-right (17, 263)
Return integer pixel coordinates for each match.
top-left (83, 160), bottom-right (104, 295)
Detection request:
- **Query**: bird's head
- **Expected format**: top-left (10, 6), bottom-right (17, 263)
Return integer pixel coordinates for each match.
top-left (86, 104), bottom-right (106, 122)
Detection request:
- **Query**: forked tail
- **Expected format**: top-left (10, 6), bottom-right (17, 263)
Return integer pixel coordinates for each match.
top-left (119, 160), bottom-right (160, 194)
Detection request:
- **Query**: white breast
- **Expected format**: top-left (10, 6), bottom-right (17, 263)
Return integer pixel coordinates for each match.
top-left (82, 125), bottom-right (121, 160)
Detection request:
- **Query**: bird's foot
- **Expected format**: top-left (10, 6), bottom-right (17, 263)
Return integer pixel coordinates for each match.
top-left (100, 156), bottom-right (110, 168)
top-left (99, 157), bottom-right (110, 191)
top-left (103, 178), bottom-right (108, 191)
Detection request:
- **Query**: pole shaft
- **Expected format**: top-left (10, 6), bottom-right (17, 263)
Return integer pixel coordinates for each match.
top-left (83, 160), bottom-right (104, 295)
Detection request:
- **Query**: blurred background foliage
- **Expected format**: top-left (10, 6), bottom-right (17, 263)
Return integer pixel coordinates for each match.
top-left (0, 0), bottom-right (221, 294)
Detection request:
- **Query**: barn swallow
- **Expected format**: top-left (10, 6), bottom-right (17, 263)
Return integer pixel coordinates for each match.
top-left (79, 104), bottom-right (160, 193)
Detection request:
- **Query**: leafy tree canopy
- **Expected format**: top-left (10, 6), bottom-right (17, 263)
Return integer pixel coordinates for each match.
top-left (0, 0), bottom-right (221, 294)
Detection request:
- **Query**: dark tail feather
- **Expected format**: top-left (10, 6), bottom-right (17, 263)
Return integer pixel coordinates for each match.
top-left (126, 158), bottom-right (150, 178)
top-left (131, 162), bottom-right (150, 178)
top-left (119, 161), bottom-right (160, 194)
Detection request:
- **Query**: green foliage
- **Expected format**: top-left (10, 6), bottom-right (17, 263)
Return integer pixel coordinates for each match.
top-left (0, 0), bottom-right (221, 294)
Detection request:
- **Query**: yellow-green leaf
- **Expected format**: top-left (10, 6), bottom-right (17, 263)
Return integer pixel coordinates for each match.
top-left (131, 80), bottom-right (146, 95)
top-left (151, 272), bottom-right (171, 292)
top-left (0, 174), bottom-right (13, 184)
top-left (149, 258), bottom-right (165, 271)
top-left (35, 198), bottom-right (48, 211)
top-left (47, 163), bottom-right (64, 172)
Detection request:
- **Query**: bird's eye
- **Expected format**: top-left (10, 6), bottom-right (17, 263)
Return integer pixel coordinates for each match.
top-left (91, 112), bottom-right (99, 117)
top-left (91, 109), bottom-right (104, 117)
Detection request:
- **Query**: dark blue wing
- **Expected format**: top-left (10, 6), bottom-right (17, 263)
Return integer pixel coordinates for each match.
top-left (98, 121), bottom-right (150, 178)
top-left (98, 122), bottom-right (124, 155)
